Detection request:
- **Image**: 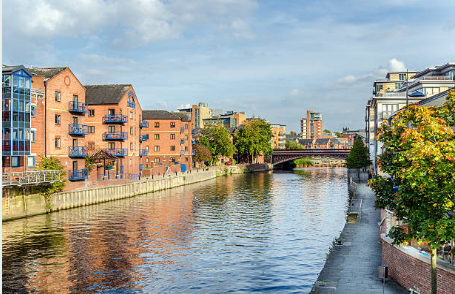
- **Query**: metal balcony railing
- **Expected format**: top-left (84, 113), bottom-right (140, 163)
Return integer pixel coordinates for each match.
top-left (104, 132), bottom-right (128, 140)
top-left (68, 124), bottom-right (88, 135)
top-left (68, 101), bottom-right (88, 114)
top-left (192, 150), bottom-right (195, 155)
top-left (180, 127), bottom-right (185, 133)
top-left (68, 168), bottom-right (89, 181)
top-left (139, 120), bottom-right (149, 128)
top-left (128, 101), bottom-right (136, 109)
top-left (180, 150), bottom-right (185, 155)
top-left (191, 139), bottom-right (195, 144)
top-left (68, 146), bottom-right (89, 157)
top-left (106, 148), bottom-right (128, 157)
top-left (139, 149), bottom-right (148, 156)
top-left (139, 134), bottom-right (149, 142)
top-left (103, 114), bottom-right (128, 123)
top-left (191, 128), bottom-right (196, 134)
top-left (2, 170), bottom-right (61, 187)
top-left (180, 139), bottom-right (185, 144)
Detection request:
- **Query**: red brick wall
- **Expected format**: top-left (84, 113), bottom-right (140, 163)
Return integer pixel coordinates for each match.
top-left (382, 239), bottom-right (455, 294)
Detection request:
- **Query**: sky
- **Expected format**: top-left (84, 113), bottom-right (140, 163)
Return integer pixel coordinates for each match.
top-left (3, 0), bottom-right (455, 133)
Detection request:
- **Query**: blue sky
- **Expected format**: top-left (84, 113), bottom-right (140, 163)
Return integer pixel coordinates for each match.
top-left (3, 0), bottom-right (455, 133)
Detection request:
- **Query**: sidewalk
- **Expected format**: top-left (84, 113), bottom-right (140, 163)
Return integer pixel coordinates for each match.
top-left (310, 183), bottom-right (408, 294)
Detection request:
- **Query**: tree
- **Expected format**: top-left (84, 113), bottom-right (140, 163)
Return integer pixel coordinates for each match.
top-left (37, 155), bottom-right (67, 212)
top-left (368, 90), bottom-right (455, 294)
top-left (346, 137), bottom-right (371, 177)
top-left (334, 132), bottom-right (343, 138)
top-left (201, 124), bottom-right (235, 163)
top-left (193, 143), bottom-right (212, 165)
top-left (289, 131), bottom-right (297, 136)
top-left (285, 140), bottom-right (305, 149)
top-left (323, 129), bottom-right (331, 134)
top-left (234, 118), bottom-right (273, 163)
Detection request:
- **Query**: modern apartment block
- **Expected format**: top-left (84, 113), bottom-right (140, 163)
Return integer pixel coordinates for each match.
top-left (177, 102), bottom-right (212, 129)
top-left (84, 84), bottom-right (142, 179)
top-left (365, 63), bottom-right (455, 172)
top-left (300, 110), bottom-right (323, 139)
top-left (270, 124), bottom-right (286, 149)
top-left (141, 110), bottom-right (193, 176)
top-left (202, 111), bottom-right (246, 128)
top-left (2, 65), bottom-right (33, 173)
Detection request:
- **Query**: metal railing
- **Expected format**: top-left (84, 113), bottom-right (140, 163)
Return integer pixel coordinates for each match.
top-left (180, 150), bottom-right (185, 155)
top-left (127, 101), bottom-right (136, 109)
top-left (139, 120), bottom-right (149, 128)
top-left (69, 101), bottom-right (88, 113)
top-left (104, 132), bottom-right (128, 140)
top-left (68, 169), bottom-right (89, 181)
top-left (2, 170), bottom-right (62, 187)
top-left (68, 124), bottom-right (88, 135)
top-left (180, 127), bottom-right (185, 133)
top-left (180, 139), bottom-right (185, 144)
top-left (139, 134), bottom-right (149, 142)
top-left (103, 114), bottom-right (128, 123)
top-left (106, 148), bottom-right (128, 157)
top-left (139, 149), bottom-right (148, 156)
top-left (421, 75), bottom-right (452, 81)
top-left (68, 146), bottom-right (89, 157)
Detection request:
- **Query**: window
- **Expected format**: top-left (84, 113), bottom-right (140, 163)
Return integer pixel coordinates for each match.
top-left (170, 145), bottom-right (175, 151)
top-left (185, 146), bottom-right (188, 151)
top-left (170, 134), bottom-right (175, 140)
top-left (108, 126), bottom-right (115, 133)
top-left (185, 124), bottom-right (188, 129)
top-left (31, 106), bottom-right (35, 117)
top-left (108, 109), bottom-right (115, 115)
top-left (170, 122), bottom-right (175, 128)
top-left (154, 145), bottom-right (160, 151)
top-left (88, 126), bottom-right (95, 133)
top-left (88, 142), bottom-right (95, 150)
top-left (73, 94), bottom-right (78, 102)
top-left (145, 158), bottom-right (149, 163)
top-left (130, 112), bottom-right (133, 119)
top-left (28, 156), bottom-right (35, 167)
top-left (89, 109), bottom-right (95, 117)
top-left (108, 142), bottom-right (115, 149)
top-left (399, 73), bottom-right (406, 81)
top-left (55, 91), bottom-right (61, 102)
top-left (145, 146), bottom-right (149, 152)
top-left (154, 134), bottom-right (160, 140)
top-left (154, 122), bottom-right (160, 128)
top-left (55, 114), bottom-right (61, 125)
top-left (55, 137), bottom-right (61, 148)
top-left (154, 158), bottom-right (160, 163)
top-left (185, 157), bottom-right (188, 162)
top-left (12, 156), bottom-right (20, 168)
top-left (130, 127), bottom-right (133, 135)
top-left (30, 130), bottom-right (35, 142)
top-left (130, 142), bottom-right (133, 150)
top-left (185, 135), bottom-right (188, 140)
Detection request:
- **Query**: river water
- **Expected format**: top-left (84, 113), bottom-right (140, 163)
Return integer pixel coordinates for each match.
top-left (3, 168), bottom-right (349, 293)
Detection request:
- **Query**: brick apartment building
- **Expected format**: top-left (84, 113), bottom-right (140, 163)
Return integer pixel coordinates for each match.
top-left (84, 84), bottom-right (143, 179)
top-left (141, 110), bottom-right (193, 176)
top-left (300, 110), bottom-right (323, 139)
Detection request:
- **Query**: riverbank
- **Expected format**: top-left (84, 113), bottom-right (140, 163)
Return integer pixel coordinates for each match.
top-left (310, 183), bottom-right (407, 293)
top-left (2, 165), bottom-right (244, 222)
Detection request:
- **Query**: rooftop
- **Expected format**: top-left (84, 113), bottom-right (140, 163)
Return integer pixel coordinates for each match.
top-left (27, 67), bottom-right (67, 79)
top-left (142, 110), bottom-right (182, 120)
top-left (85, 84), bottom-right (131, 105)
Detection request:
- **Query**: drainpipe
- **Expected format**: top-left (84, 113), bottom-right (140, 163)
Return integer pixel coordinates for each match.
top-left (44, 80), bottom-right (47, 157)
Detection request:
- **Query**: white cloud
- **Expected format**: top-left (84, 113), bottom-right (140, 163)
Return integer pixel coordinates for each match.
top-left (231, 19), bottom-right (256, 40)
top-left (289, 89), bottom-right (299, 96)
top-left (388, 58), bottom-right (406, 72)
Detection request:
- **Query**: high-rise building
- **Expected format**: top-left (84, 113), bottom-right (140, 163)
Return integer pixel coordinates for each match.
top-left (270, 124), bottom-right (286, 149)
top-left (300, 110), bottom-right (323, 139)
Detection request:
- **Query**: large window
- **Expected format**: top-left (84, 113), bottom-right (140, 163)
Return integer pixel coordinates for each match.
top-left (12, 156), bottom-right (20, 167)
top-left (399, 73), bottom-right (406, 81)
top-left (88, 109), bottom-right (95, 117)
top-left (154, 122), bottom-right (159, 128)
top-left (170, 145), bottom-right (175, 151)
top-left (381, 104), bottom-right (398, 120)
top-left (170, 134), bottom-right (175, 140)
top-left (28, 156), bottom-right (35, 167)
top-left (154, 145), bottom-right (160, 151)
top-left (170, 122), bottom-right (176, 128)
top-left (88, 126), bottom-right (95, 133)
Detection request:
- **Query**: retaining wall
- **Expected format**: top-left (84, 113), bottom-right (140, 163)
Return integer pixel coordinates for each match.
top-left (381, 234), bottom-right (455, 294)
top-left (2, 166), bottom-right (243, 221)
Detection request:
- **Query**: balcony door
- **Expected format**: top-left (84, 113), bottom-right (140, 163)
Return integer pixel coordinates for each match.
top-left (73, 117), bottom-right (78, 125)
top-left (73, 95), bottom-right (78, 103)
top-left (73, 139), bottom-right (77, 147)
top-left (108, 109), bottom-right (115, 115)
top-left (73, 161), bottom-right (78, 171)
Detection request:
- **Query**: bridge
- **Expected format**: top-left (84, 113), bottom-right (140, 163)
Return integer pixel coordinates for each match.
top-left (272, 149), bottom-right (350, 165)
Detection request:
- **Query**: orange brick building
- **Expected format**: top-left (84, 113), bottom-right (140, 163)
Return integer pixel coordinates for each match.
top-left (28, 67), bottom-right (89, 190)
top-left (300, 110), bottom-right (323, 139)
top-left (141, 110), bottom-right (193, 176)
top-left (84, 84), bottom-right (142, 179)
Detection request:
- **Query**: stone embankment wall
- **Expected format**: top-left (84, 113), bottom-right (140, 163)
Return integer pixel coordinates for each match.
top-left (2, 166), bottom-right (244, 221)
top-left (381, 235), bottom-right (455, 294)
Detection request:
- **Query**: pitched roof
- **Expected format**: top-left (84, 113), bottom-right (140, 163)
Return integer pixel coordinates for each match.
top-left (142, 110), bottom-right (181, 120)
top-left (27, 67), bottom-right (67, 79)
top-left (298, 139), bottom-right (313, 145)
top-left (172, 112), bottom-right (191, 122)
top-left (84, 84), bottom-right (131, 105)
top-left (3, 65), bottom-right (33, 76)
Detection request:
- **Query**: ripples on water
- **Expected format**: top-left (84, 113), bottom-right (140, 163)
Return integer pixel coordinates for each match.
top-left (3, 168), bottom-right (349, 293)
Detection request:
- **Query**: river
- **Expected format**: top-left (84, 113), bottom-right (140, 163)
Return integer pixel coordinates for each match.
top-left (2, 168), bottom-right (349, 293)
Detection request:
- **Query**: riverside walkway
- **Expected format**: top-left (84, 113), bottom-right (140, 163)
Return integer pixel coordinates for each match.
top-left (310, 183), bottom-right (408, 294)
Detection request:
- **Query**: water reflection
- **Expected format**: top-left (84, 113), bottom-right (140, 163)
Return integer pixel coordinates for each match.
top-left (3, 169), bottom-right (348, 293)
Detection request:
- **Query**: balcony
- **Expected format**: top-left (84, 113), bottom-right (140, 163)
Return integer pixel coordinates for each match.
top-left (128, 101), bottom-right (136, 109)
top-left (139, 120), bottom-right (149, 128)
top-left (180, 150), bottom-right (185, 155)
top-left (68, 101), bottom-right (88, 114)
top-left (192, 150), bottom-right (195, 156)
top-left (69, 168), bottom-right (89, 181)
top-left (421, 75), bottom-right (452, 81)
top-left (106, 148), bottom-right (128, 157)
top-left (68, 146), bottom-right (89, 158)
top-left (180, 139), bottom-right (185, 144)
top-left (139, 149), bottom-right (148, 156)
top-left (180, 127), bottom-right (185, 133)
top-left (191, 128), bottom-right (196, 134)
top-left (139, 134), bottom-right (149, 142)
top-left (103, 114), bottom-right (128, 124)
top-left (68, 124), bottom-right (88, 135)
top-left (191, 139), bottom-right (195, 144)
top-left (104, 132), bottom-right (128, 140)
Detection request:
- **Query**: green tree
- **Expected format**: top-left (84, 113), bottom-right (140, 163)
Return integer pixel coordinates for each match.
top-left (285, 140), bottom-right (305, 149)
top-left (323, 129), bottom-right (331, 134)
top-left (202, 124), bottom-right (235, 162)
top-left (289, 131), bottom-right (297, 136)
top-left (334, 132), bottom-right (343, 138)
top-left (37, 155), bottom-right (67, 212)
top-left (368, 90), bottom-right (455, 294)
top-left (234, 118), bottom-right (273, 163)
top-left (193, 143), bottom-right (212, 165)
top-left (346, 137), bottom-right (371, 177)
top-left (294, 157), bottom-right (313, 166)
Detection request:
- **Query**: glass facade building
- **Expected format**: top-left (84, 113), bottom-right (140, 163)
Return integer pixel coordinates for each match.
top-left (2, 65), bottom-right (32, 169)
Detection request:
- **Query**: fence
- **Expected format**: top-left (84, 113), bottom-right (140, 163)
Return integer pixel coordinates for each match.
top-left (2, 170), bottom-right (61, 187)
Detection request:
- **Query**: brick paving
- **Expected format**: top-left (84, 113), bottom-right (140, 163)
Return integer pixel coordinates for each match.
top-left (310, 183), bottom-right (408, 294)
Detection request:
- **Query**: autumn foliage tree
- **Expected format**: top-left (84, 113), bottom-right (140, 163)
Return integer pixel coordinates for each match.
top-left (368, 90), bottom-right (455, 294)
top-left (193, 143), bottom-right (212, 166)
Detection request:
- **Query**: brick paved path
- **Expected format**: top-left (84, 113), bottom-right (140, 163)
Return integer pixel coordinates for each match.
top-left (310, 184), bottom-right (408, 294)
